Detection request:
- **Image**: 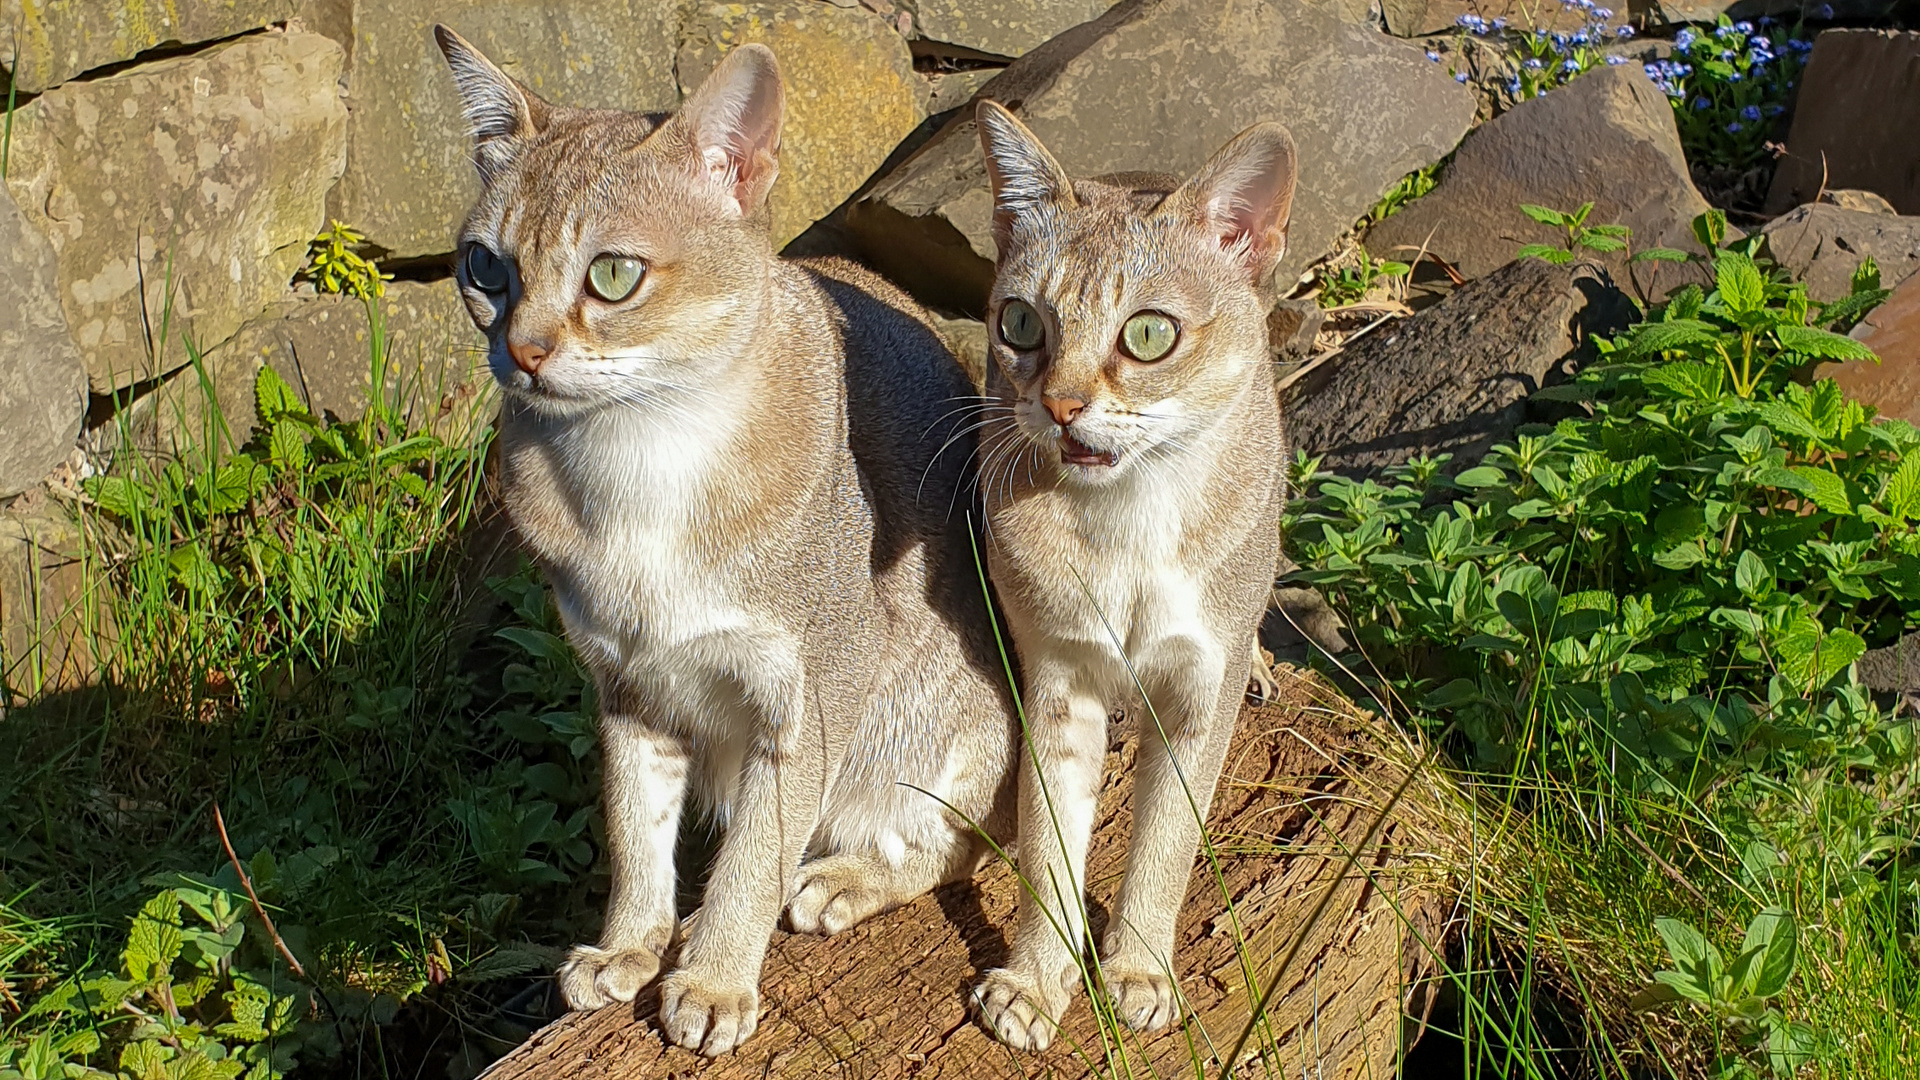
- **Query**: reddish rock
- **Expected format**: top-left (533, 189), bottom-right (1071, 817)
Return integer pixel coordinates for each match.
top-left (1767, 30), bottom-right (1920, 217)
top-left (1825, 274), bottom-right (1920, 425)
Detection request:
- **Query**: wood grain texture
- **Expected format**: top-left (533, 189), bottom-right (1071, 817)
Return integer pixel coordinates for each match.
top-left (482, 667), bottom-right (1450, 1079)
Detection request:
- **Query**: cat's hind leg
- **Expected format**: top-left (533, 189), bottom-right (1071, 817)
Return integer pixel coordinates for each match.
top-left (786, 837), bottom-right (988, 935)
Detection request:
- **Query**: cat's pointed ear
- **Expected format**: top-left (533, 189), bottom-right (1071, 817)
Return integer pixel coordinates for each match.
top-left (1168, 122), bottom-right (1297, 286)
top-left (434, 25), bottom-right (548, 178)
top-left (976, 100), bottom-right (1073, 251)
top-left (677, 43), bottom-right (784, 217)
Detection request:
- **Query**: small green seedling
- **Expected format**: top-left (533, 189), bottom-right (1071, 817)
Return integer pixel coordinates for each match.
top-left (1634, 909), bottom-right (1816, 1079)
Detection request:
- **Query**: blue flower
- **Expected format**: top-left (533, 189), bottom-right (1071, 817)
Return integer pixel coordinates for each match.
top-left (1741, 104), bottom-right (1761, 120)
top-left (1817, 3), bottom-right (1833, 17)
top-left (1714, 24), bottom-right (1732, 39)
top-left (1507, 76), bottom-right (1522, 94)
top-left (1427, 48), bottom-right (1441, 61)
top-left (1563, 58), bottom-right (1582, 73)
top-left (1606, 54), bottom-right (1627, 65)
top-left (1571, 30), bottom-right (1589, 45)
top-left (1727, 120), bottom-right (1743, 132)
top-left (1616, 25), bottom-right (1635, 38)
top-left (1734, 20), bottom-right (1754, 33)
top-left (1765, 103), bottom-right (1785, 115)
top-left (1492, 16), bottom-right (1508, 28)
top-left (1594, 6), bottom-right (1613, 17)
top-left (1729, 70), bottom-right (1743, 81)
top-left (1456, 71), bottom-right (1470, 83)
top-left (1526, 57), bottom-right (1545, 69)
top-left (1693, 96), bottom-right (1711, 110)
top-left (1675, 28), bottom-right (1696, 49)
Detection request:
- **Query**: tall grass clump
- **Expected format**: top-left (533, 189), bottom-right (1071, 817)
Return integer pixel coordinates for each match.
top-left (1285, 210), bottom-right (1919, 1076)
top-left (0, 228), bottom-right (616, 1078)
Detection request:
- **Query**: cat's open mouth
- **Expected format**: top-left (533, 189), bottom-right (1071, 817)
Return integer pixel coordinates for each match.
top-left (1059, 433), bottom-right (1118, 468)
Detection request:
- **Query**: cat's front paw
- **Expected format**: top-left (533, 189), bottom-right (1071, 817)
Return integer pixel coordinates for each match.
top-left (972, 966), bottom-right (1070, 1051)
top-left (659, 969), bottom-right (760, 1056)
top-left (786, 855), bottom-right (889, 935)
top-left (556, 943), bottom-right (664, 1010)
top-left (1101, 956), bottom-right (1180, 1032)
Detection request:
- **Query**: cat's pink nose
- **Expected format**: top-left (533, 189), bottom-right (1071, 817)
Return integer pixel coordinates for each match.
top-left (1042, 396), bottom-right (1086, 427)
top-left (508, 339), bottom-right (550, 375)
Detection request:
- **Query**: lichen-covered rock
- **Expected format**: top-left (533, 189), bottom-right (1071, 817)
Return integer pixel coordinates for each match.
top-left (0, 188), bottom-right (85, 499)
top-left (679, 1), bottom-right (925, 250)
top-left (333, 2), bottom-right (683, 258)
top-left (4, 31), bottom-right (347, 392)
top-left (0, 501), bottom-right (99, 696)
top-left (1368, 64), bottom-right (1712, 284)
top-left (0, 0), bottom-right (296, 92)
top-left (912, 0), bottom-right (1112, 58)
top-left (849, 0), bottom-right (1475, 315)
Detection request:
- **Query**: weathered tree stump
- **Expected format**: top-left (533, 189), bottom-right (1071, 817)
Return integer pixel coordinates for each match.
top-left (481, 668), bottom-right (1451, 1079)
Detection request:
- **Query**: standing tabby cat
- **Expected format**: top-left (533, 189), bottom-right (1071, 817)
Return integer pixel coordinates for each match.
top-left (968, 100), bottom-right (1292, 1049)
top-left (434, 28), bottom-right (1015, 1057)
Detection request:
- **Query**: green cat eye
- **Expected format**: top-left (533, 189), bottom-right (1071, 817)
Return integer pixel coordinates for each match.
top-left (1120, 312), bottom-right (1179, 362)
top-left (999, 299), bottom-right (1044, 350)
top-left (465, 243), bottom-right (510, 293)
top-left (586, 254), bottom-right (645, 302)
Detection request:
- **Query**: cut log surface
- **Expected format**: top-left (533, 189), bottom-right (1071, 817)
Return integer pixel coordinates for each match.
top-left (482, 668), bottom-right (1449, 1080)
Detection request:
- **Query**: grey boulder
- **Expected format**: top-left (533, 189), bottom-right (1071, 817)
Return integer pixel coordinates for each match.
top-left (0, 189), bottom-right (86, 498)
top-left (849, 0), bottom-right (1476, 315)
top-left (1282, 258), bottom-right (1633, 478)
top-left (1368, 64), bottom-right (1713, 284)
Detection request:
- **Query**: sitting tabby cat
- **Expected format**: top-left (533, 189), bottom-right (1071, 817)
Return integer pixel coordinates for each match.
top-left (434, 28), bottom-right (1015, 1056)
top-left (967, 100), bottom-right (1293, 1050)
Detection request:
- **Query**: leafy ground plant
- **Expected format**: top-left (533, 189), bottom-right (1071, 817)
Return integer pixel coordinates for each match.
top-left (1635, 908), bottom-right (1813, 1079)
top-left (1284, 209), bottom-right (1918, 1074)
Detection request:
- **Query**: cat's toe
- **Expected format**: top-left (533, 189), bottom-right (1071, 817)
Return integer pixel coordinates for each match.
top-left (556, 943), bottom-right (664, 1010)
top-left (659, 969), bottom-right (760, 1056)
top-left (786, 856), bottom-right (889, 935)
top-left (972, 967), bottom-right (1068, 1051)
top-left (1102, 958), bottom-right (1180, 1032)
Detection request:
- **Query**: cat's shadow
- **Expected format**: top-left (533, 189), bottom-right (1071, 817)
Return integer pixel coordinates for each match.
top-left (934, 877), bottom-right (1109, 1004)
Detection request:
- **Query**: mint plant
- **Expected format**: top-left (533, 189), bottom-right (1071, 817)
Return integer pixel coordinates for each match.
top-left (6, 888), bottom-right (307, 1080)
top-left (1284, 211), bottom-right (1909, 783)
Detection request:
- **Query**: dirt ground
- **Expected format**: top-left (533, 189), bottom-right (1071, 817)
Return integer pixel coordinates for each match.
top-left (481, 667), bottom-right (1452, 1079)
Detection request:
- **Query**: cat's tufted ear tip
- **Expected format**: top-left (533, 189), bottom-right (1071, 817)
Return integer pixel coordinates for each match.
top-left (1173, 120), bottom-right (1299, 287)
top-left (678, 43), bottom-right (786, 217)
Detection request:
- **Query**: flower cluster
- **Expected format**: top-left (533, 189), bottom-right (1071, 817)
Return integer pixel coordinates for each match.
top-left (1646, 15), bottom-right (1811, 171)
top-left (1440, 0), bottom-right (1636, 101)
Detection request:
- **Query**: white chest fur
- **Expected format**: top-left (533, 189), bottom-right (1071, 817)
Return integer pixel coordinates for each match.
top-left (1003, 463), bottom-right (1227, 706)
top-left (508, 398), bottom-right (786, 730)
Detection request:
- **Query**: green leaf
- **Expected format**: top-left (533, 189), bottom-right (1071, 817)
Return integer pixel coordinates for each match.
top-left (1734, 551), bottom-right (1773, 598)
top-left (253, 365), bottom-right (307, 426)
top-left (495, 626), bottom-right (571, 662)
top-left (1715, 252), bottom-right (1766, 315)
top-left (1655, 915), bottom-right (1711, 972)
top-left (1744, 908), bottom-right (1797, 999)
top-left (1577, 234), bottom-right (1627, 253)
top-left (1630, 247), bottom-right (1692, 263)
top-left (1519, 204), bottom-right (1567, 226)
top-left (124, 891), bottom-right (184, 983)
top-left (1787, 466), bottom-right (1851, 513)
top-left (1452, 466), bottom-right (1508, 488)
top-left (1627, 319), bottom-right (1721, 356)
top-left (83, 475), bottom-right (145, 519)
top-left (1775, 323), bottom-right (1877, 362)
top-left (1692, 208), bottom-right (1727, 250)
top-left (1882, 451), bottom-right (1920, 520)
top-left (1517, 243), bottom-right (1573, 263)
